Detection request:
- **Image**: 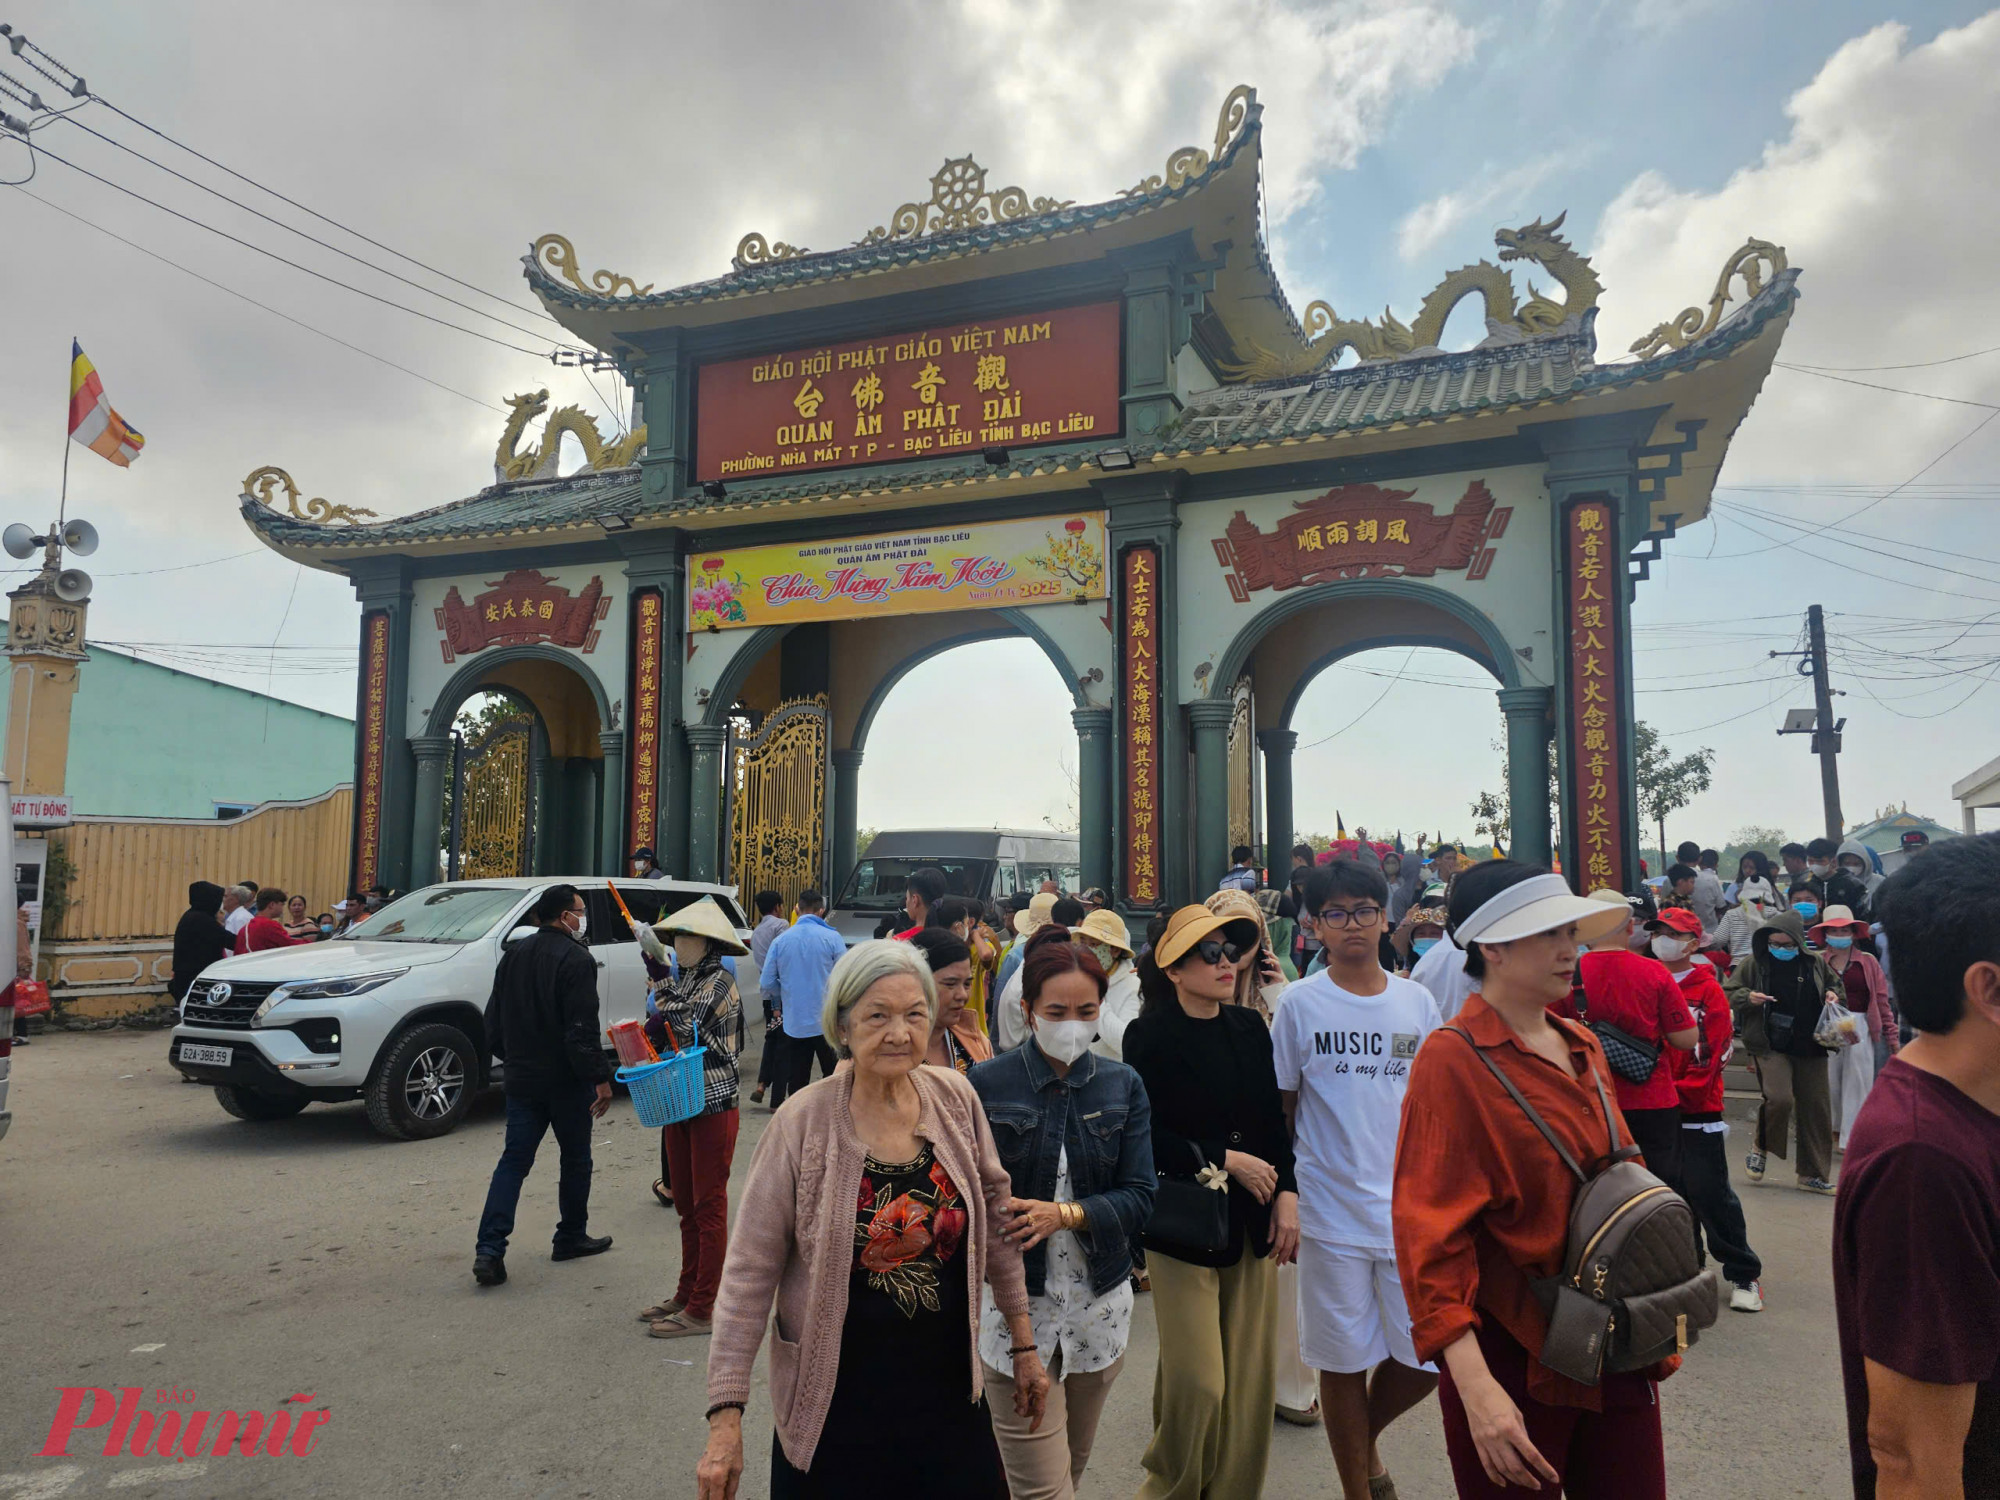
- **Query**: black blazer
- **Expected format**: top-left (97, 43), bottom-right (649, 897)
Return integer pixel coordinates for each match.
top-left (1123, 998), bottom-right (1297, 1267)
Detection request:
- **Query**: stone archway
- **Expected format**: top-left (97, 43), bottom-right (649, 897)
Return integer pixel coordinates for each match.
top-left (410, 644), bottom-right (621, 886)
top-left (1192, 579), bottom-right (1552, 885)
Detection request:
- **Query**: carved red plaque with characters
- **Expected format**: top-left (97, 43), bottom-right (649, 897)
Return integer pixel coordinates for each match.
top-left (435, 569), bottom-right (610, 663)
top-left (1213, 480), bottom-right (1510, 600)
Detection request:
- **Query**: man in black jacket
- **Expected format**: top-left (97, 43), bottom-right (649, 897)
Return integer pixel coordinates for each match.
top-left (473, 884), bottom-right (614, 1286)
top-left (170, 882), bottom-right (233, 1001)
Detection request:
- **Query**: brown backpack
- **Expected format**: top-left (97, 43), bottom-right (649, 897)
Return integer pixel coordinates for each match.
top-left (1447, 1028), bottom-right (1719, 1384)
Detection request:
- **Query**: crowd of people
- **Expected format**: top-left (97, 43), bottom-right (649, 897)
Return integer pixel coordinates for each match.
top-left (449, 823), bottom-right (1996, 1500)
top-left (167, 878), bottom-right (393, 1002)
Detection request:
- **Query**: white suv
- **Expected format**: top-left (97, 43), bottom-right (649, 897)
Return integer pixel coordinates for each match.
top-left (168, 878), bottom-right (749, 1140)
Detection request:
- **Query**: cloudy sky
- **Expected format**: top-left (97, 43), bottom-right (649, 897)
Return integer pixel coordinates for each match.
top-left (2, 1), bottom-right (1996, 855)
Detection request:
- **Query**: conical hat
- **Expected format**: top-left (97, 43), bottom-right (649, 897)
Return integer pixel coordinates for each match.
top-left (653, 895), bottom-right (749, 956)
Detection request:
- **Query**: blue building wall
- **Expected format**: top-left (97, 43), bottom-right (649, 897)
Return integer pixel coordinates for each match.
top-left (0, 633), bottom-right (353, 818)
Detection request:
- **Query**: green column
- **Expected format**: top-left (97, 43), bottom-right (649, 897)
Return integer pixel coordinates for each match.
top-left (529, 753), bottom-right (554, 874)
top-left (1257, 728), bottom-right (1297, 875)
top-left (597, 731), bottom-right (626, 876)
top-left (408, 735), bottom-right (451, 891)
top-left (1073, 708), bottom-right (1113, 896)
top-left (1188, 698), bottom-right (1234, 896)
top-left (830, 748), bottom-right (863, 899)
top-left (686, 723), bottom-right (730, 883)
top-left (1499, 687), bottom-right (1555, 868)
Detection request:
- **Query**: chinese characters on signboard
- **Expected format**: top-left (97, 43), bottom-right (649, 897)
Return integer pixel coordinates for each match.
top-left (435, 568), bottom-right (609, 663)
top-left (1564, 500), bottom-right (1627, 892)
top-left (693, 301), bottom-right (1122, 482)
top-left (1122, 546), bottom-right (1163, 907)
top-left (628, 589), bottom-right (663, 855)
top-left (689, 513), bottom-right (1106, 631)
top-left (1215, 480), bottom-right (1508, 601)
top-left (356, 611), bottom-right (390, 891)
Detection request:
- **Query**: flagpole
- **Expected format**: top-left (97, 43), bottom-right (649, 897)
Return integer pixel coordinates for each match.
top-left (58, 337), bottom-right (73, 533)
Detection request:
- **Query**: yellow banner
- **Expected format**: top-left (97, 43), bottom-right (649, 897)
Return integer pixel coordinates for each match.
top-left (689, 513), bottom-right (1106, 629)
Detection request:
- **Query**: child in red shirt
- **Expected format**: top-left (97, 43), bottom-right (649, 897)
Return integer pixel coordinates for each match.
top-left (1650, 907), bottom-right (1764, 1312)
top-left (235, 888), bottom-right (306, 955)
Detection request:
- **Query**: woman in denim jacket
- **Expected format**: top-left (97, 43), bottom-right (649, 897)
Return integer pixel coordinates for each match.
top-left (970, 924), bottom-right (1156, 1500)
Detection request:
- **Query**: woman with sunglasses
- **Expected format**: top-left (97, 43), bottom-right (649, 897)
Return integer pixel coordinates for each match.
top-left (1124, 906), bottom-right (1299, 1500)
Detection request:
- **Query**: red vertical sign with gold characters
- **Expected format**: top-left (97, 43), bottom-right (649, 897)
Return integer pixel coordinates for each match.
top-left (1122, 546), bottom-right (1163, 907)
top-left (1564, 500), bottom-right (1627, 892)
top-left (355, 611), bottom-right (391, 891)
top-left (628, 589), bottom-right (663, 857)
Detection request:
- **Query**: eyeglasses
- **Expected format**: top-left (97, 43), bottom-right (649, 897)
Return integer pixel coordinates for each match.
top-left (1188, 937), bottom-right (1249, 966)
top-left (1313, 905), bottom-right (1383, 928)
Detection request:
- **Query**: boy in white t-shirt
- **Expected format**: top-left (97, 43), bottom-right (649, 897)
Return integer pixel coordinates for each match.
top-left (1274, 861), bottom-right (1442, 1500)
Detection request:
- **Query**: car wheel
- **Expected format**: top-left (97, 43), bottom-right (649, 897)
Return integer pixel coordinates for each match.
top-left (213, 1085), bottom-right (310, 1122)
top-left (366, 1023), bottom-right (476, 1140)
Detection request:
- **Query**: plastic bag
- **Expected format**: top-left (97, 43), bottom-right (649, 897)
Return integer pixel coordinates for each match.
top-left (1831, 1029), bottom-right (1877, 1148)
top-left (1815, 997), bottom-right (1864, 1050)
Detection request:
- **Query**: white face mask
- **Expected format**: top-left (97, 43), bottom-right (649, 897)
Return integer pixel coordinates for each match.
top-left (1808, 861), bottom-right (1835, 878)
top-left (1650, 934), bottom-right (1690, 961)
top-left (1033, 1017), bottom-right (1096, 1066)
top-left (568, 910), bottom-right (588, 939)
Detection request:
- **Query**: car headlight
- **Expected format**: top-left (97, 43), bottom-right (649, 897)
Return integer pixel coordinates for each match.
top-left (253, 970), bottom-right (408, 1024)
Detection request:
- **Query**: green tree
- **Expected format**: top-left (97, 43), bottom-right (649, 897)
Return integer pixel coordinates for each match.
top-left (1635, 721), bottom-right (1716, 861)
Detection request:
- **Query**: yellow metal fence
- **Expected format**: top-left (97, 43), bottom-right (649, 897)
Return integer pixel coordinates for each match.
top-left (47, 785), bottom-right (353, 942)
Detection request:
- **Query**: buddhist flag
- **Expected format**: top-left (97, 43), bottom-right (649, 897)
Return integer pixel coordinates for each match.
top-left (68, 341), bottom-right (145, 467)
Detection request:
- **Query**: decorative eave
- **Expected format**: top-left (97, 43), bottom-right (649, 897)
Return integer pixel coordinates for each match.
top-left (242, 254), bottom-right (1797, 571)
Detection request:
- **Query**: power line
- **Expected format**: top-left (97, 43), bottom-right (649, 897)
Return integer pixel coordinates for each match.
top-left (24, 138), bottom-right (553, 359)
top-left (1782, 345), bottom-right (2000, 373)
top-left (1700, 501), bottom-right (2000, 603)
top-left (46, 110), bottom-right (583, 350)
top-left (1772, 363), bottom-right (2000, 410)
top-left (1711, 501), bottom-right (2000, 588)
top-left (3, 25), bottom-right (556, 327)
top-left (10, 186), bottom-right (504, 412)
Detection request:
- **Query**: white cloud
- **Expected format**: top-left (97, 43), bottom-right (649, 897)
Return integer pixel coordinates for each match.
top-left (1395, 151), bottom-right (1576, 261)
top-left (1590, 14), bottom-right (2000, 488)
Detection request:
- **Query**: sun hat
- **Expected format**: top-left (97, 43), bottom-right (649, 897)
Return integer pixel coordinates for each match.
top-left (1405, 904), bottom-right (1450, 930)
top-left (1207, 887), bottom-right (1268, 933)
top-left (1155, 905), bottom-right (1260, 968)
top-left (1646, 907), bottom-right (1704, 938)
top-left (1076, 908), bottom-right (1133, 955)
top-left (653, 895), bottom-right (749, 956)
top-left (1013, 890), bottom-right (1059, 937)
top-left (1454, 874), bottom-right (1631, 947)
top-left (1808, 903), bottom-right (1869, 945)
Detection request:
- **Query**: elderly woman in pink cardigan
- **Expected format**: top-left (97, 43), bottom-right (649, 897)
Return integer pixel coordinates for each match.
top-left (698, 939), bottom-right (1049, 1499)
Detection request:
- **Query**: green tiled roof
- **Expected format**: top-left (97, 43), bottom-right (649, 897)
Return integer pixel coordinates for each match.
top-left (244, 269), bottom-right (1797, 554)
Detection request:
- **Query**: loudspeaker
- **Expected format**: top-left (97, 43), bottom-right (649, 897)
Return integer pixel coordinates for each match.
top-left (53, 568), bottom-right (91, 602)
top-left (2, 523), bottom-right (39, 560)
top-left (60, 518), bottom-right (98, 557)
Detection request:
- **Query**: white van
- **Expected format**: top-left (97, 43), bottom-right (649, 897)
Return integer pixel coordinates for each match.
top-left (167, 878), bottom-right (748, 1140)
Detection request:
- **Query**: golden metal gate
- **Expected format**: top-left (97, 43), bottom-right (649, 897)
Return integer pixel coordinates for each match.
top-left (728, 695), bottom-right (828, 907)
top-left (452, 714), bottom-right (535, 880)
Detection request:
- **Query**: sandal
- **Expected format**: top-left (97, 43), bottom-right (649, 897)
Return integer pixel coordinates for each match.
top-left (649, 1311), bottom-right (713, 1339)
top-left (652, 1178), bottom-right (674, 1208)
top-left (1368, 1473), bottom-right (1399, 1500)
top-left (637, 1298), bottom-right (684, 1323)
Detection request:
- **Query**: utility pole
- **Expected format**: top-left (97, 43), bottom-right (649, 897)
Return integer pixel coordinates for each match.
top-left (1774, 605), bottom-right (1846, 842)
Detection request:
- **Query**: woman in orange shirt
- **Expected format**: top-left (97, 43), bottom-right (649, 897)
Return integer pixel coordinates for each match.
top-left (1392, 861), bottom-right (1670, 1498)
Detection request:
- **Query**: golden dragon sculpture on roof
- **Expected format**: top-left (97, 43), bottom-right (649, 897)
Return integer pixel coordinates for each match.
top-left (1222, 212), bottom-right (1604, 381)
top-left (496, 390), bottom-right (647, 483)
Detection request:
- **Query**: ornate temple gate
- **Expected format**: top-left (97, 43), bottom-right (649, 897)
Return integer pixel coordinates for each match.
top-left (449, 713), bottom-right (535, 879)
top-left (727, 696), bottom-right (828, 906)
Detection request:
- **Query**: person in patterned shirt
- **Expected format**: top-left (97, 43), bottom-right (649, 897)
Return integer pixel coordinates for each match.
top-left (642, 897), bottom-right (747, 1341)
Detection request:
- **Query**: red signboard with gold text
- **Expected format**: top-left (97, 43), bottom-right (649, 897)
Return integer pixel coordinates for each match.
top-left (1564, 500), bottom-right (1628, 893)
top-left (695, 301), bottom-right (1122, 482)
top-left (355, 610), bottom-right (390, 891)
top-left (628, 589), bottom-right (663, 855)
top-left (1122, 546), bottom-right (1164, 907)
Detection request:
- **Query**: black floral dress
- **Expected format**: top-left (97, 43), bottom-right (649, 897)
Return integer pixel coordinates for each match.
top-left (769, 1144), bottom-right (1007, 1498)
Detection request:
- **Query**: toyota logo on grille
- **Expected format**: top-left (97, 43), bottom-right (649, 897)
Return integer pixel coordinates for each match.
top-left (208, 982), bottom-right (232, 1006)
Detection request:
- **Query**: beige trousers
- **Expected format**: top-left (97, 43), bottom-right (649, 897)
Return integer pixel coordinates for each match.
top-left (987, 1350), bottom-right (1124, 1499)
top-left (1755, 1050), bottom-right (1834, 1181)
top-left (1137, 1249), bottom-right (1277, 1500)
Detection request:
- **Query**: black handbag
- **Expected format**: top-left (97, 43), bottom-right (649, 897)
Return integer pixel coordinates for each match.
top-left (1144, 1137), bottom-right (1232, 1254)
top-left (1572, 977), bottom-right (1660, 1086)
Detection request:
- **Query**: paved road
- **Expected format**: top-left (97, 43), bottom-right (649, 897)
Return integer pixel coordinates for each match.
top-left (0, 1028), bottom-right (1852, 1498)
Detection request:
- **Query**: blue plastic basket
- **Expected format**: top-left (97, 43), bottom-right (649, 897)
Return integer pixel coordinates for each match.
top-left (618, 1048), bottom-right (708, 1128)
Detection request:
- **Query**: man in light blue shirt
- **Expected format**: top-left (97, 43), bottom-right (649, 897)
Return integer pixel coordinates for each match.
top-left (760, 887), bottom-right (846, 1104)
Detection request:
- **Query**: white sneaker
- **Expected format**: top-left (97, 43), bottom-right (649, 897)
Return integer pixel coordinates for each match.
top-left (1730, 1280), bottom-right (1764, 1313)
